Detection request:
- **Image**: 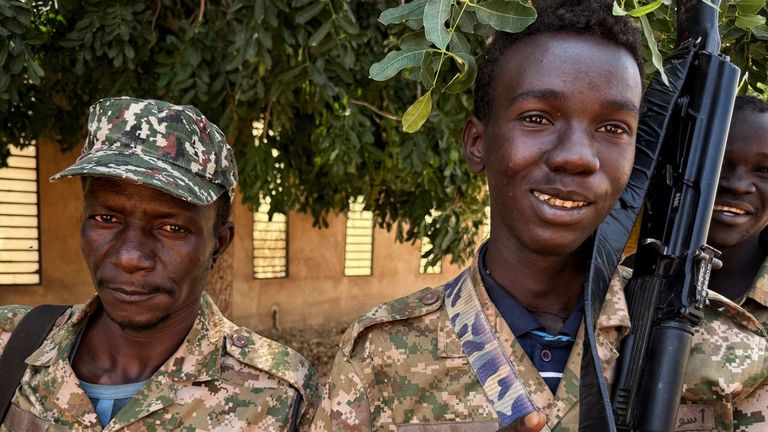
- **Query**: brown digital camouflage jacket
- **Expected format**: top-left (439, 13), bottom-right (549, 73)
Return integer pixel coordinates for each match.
top-left (0, 292), bottom-right (318, 431)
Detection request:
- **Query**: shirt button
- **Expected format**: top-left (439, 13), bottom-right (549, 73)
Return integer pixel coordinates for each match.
top-left (541, 349), bottom-right (552, 362)
top-left (420, 290), bottom-right (440, 305)
top-left (233, 333), bottom-right (248, 348)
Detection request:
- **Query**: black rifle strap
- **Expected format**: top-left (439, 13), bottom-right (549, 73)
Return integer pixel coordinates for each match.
top-left (0, 304), bottom-right (70, 424)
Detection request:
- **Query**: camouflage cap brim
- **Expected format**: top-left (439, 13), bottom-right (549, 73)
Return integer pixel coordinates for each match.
top-left (50, 149), bottom-right (225, 206)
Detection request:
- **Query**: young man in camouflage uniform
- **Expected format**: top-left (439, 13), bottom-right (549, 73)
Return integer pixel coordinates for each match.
top-left (0, 97), bottom-right (317, 431)
top-left (705, 95), bottom-right (768, 328)
top-left (310, 1), bottom-right (768, 431)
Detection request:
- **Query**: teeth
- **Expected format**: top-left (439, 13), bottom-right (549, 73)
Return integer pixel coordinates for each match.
top-left (713, 204), bottom-right (747, 215)
top-left (533, 191), bottom-right (589, 209)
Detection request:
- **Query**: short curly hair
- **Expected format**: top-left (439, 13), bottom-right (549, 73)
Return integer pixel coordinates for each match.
top-left (473, 0), bottom-right (644, 121)
top-left (734, 95), bottom-right (768, 114)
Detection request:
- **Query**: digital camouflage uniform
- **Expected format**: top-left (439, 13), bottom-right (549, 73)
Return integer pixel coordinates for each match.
top-left (310, 250), bottom-right (768, 432)
top-left (737, 256), bottom-right (768, 331)
top-left (0, 293), bottom-right (318, 431)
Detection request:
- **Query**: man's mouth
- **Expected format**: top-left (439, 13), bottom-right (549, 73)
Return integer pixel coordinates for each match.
top-left (533, 191), bottom-right (590, 209)
top-left (712, 204), bottom-right (748, 216)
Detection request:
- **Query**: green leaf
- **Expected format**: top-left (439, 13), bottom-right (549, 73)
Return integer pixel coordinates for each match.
top-left (736, 0), bottom-right (766, 15)
top-left (369, 48), bottom-right (429, 81)
top-left (309, 20), bottom-right (332, 46)
top-left (379, 0), bottom-right (427, 25)
top-left (735, 14), bottom-right (767, 29)
top-left (402, 90), bottom-right (433, 133)
top-left (753, 24), bottom-right (768, 39)
top-left (296, 2), bottom-right (324, 24)
top-left (627, 0), bottom-right (664, 17)
top-left (471, 0), bottom-right (537, 34)
top-left (639, 14), bottom-right (668, 86)
top-left (419, 52), bottom-right (436, 89)
top-left (337, 7), bottom-right (360, 35)
top-left (424, 0), bottom-right (452, 50)
top-left (612, 2), bottom-right (629, 16)
top-left (400, 32), bottom-right (431, 49)
top-left (444, 52), bottom-right (477, 93)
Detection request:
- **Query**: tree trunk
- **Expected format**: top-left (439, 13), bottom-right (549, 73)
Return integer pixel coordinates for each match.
top-left (205, 246), bottom-right (233, 318)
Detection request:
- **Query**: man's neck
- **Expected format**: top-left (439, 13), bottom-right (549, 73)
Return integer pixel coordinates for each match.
top-left (485, 238), bottom-right (586, 317)
top-left (710, 236), bottom-right (766, 301)
top-left (71, 301), bottom-right (200, 385)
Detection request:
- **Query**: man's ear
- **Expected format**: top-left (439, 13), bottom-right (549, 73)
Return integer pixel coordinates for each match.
top-left (462, 116), bottom-right (486, 174)
top-left (211, 221), bottom-right (234, 268)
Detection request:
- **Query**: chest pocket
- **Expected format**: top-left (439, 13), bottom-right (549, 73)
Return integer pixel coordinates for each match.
top-left (397, 421), bottom-right (499, 432)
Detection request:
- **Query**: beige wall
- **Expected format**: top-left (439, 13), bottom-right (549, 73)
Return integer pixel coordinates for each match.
top-left (0, 140), bottom-right (468, 329)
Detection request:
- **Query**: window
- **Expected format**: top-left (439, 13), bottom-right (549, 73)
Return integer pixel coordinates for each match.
top-left (0, 145), bottom-right (40, 285)
top-left (344, 196), bottom-right (374, 276)
top-left (419, 236), bottom-right (442, 274)
top-left (252, 200), bottom-right (288, 279)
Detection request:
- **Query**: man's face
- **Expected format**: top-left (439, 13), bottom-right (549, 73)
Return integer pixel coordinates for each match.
top-left (708, 110), bottom-right (768, 249)
top-left (464, 33), bottom-right (642, 257)
top-left (81, 177), bottom-right (229, 331)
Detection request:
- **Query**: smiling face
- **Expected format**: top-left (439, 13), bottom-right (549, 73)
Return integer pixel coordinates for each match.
top-left (81, 177), bottom-right (232, 331)
top-left (708, 110), bottom-right (768, 249)
top-left (464, 33), bottom-right (642, 257)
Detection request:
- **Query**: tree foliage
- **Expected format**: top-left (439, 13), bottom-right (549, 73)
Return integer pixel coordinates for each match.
top-left (1, 0), bottom-right (766, 267)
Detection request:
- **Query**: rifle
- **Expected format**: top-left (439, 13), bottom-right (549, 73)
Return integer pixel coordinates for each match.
top-left (610, 0), bottom-right (740, 430)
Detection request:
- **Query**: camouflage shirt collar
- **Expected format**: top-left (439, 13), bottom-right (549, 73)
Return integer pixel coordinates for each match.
top-left (743, 255), bottom-right (768, 308)
top-left (467, 244), bottom-right (631, 335)
top-left (26, 293), bottom-right (226, 383)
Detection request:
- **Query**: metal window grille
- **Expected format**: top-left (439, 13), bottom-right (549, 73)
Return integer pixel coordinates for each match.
top-left (253, 201), bottom-right (288, 279)
top-left (344, 197), bottom-right (374, 276)
top-left (0, 145), bottom-right (40, 285)
top-left (419, 237), bottom-right (442, 274)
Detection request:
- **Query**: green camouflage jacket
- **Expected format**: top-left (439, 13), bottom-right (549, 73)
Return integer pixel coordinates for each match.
top-left (0, 293), bottom-right (318, 432)
top-left (310, 253), bottom-right (768, 432)
top-left (738, 255), bottom-right (768, 331)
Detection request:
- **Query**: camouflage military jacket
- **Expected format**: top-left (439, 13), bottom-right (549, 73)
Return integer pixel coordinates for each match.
top-left (738, 255), bottom-right (768, 331)
top-left (0, 293), bottom-right (317, 432)
top-left (311, 253), bottom-right (768, 432)
top-left (309, 256), bottom-right (633, 432)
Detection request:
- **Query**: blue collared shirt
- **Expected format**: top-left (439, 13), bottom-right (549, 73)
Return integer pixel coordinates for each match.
top-left (479, 245), bottom-right (584, 394)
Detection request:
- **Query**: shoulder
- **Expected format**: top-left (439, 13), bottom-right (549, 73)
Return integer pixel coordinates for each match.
top-left (0, 305), bottom-right (33, 332)
top-left (220, 319), bottom-right (318, 404)
top-left (0, 305), bottom-right (33, 354)
top-left (339, 285), bottom-right (445, 358)
top-left (705, 290), bottom-right (766, 337)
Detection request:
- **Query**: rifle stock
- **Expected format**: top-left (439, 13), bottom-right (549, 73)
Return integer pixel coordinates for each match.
top-left (611, 1), bottom-right (739, 430)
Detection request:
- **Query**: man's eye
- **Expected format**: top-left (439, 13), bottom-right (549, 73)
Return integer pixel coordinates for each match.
top-left (90, 215), bottom-right (118, 223)
top-left (160, 224), bottom-right (188, 234)
top-left (520, 114), bottom-right (550, 125)
top-left (598, 124), bottom-right (628, 135)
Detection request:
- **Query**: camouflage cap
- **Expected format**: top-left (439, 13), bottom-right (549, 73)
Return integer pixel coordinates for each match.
top-left (51, 97), bottom-right (237, 205)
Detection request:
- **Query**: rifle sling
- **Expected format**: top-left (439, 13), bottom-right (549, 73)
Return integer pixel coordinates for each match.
top-left (443, 269), bottom-right (551, 431)
top-left (0, 304), bottom-right (70, 424)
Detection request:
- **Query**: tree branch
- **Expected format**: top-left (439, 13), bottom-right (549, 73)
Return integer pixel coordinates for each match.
top-left (349, 99), bottom-right (401, 121)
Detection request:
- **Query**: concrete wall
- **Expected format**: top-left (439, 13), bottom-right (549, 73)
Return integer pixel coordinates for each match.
top-left (0, 140), bottom-right (469, 329)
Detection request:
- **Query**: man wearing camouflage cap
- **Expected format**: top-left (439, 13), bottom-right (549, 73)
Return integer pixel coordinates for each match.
top-left (0, 97), bottom-right (317, 431)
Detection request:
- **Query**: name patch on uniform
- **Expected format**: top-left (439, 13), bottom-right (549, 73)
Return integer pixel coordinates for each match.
top-left (398, 421), bottom-right (499, 432)
top-left (675, 404), bottom-right (715, 430)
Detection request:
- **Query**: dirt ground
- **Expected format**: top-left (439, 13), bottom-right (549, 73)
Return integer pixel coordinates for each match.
top-left (260, 322), bottom-right (350, 384)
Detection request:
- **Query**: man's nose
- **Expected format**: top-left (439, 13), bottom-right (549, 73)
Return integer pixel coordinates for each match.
top-left (718, 168), bottom-right (756, 195)
top-left (545, 125), bottom-right (600, 175)
top-left (111, 226), bottom-right (155, 273)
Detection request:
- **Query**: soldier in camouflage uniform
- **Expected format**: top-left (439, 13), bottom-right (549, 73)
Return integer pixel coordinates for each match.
top-left (704, 95), bottom-right (768, 329)
top-left (0, 97), bottom-right (317, 431)
top-left (310, 1), bottom-right (768, 431)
